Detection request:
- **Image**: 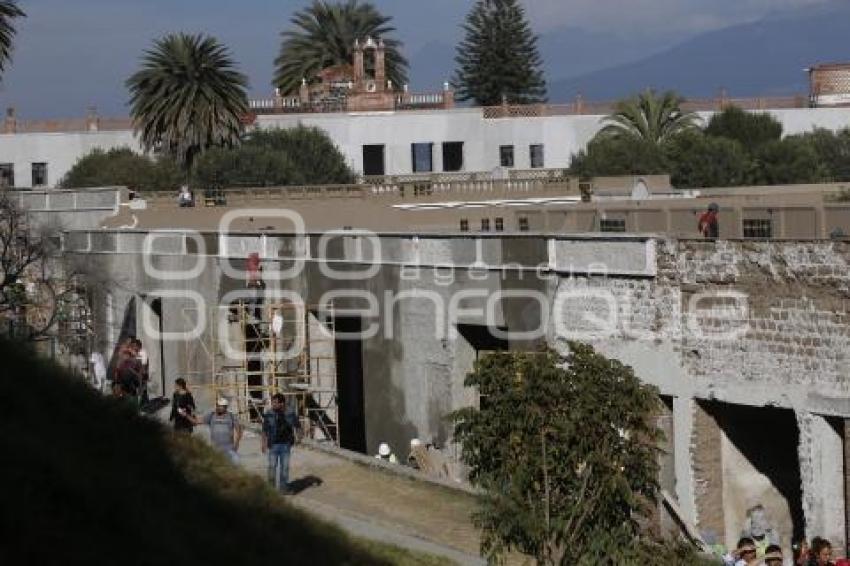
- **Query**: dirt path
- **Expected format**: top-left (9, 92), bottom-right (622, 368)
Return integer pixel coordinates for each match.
top-left (237, 431), bottom-right (486, 565)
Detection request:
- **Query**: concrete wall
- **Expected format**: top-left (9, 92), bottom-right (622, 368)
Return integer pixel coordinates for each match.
top-left (0, 131), bottom-right (139, 189)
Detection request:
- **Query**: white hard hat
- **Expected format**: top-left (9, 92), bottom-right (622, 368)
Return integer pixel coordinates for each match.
top-left (216, 397), bottom-right (229, 406)
top-left (378, 442), bottom-right (391, 457)
top-left (410, 438), bottom-right (422, 448)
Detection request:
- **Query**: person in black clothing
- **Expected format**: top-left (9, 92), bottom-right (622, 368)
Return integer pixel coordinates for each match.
top-left (169, 378), bottom-right (196, 433)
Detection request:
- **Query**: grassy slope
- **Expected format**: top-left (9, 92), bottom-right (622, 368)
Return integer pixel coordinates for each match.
top-left (0, 340), bottom-right (447, 565)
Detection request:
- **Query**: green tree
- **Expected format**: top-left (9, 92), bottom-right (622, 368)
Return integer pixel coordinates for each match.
top-left (665, 131), bottom-right (751, 189)
top-left (751, 136), bottom-right (827, 185)
top-left (599, 90), bottom-right (700, 147)
top-left (194, 127), bottom-right (355, 188)
top-left (246, 127), bottom-right (355, 185)
top-left (795, 128), bottom-right (850, 182)
top-left (704, 106), bottom-right (782, 151)
top-left (274, 0), bottom-right (408, 95)
top-left (452, 345), bottom-right (663, 565)
top-left (452, 0), bottom-right (547, 106)
top-left (570, 136), bottom-right (668, 179)
top-left (60, 148), bottom-right (184, 192)
top-left (0, 0), bottom-right (24, 79)
top-left (126, 33), bottom-right (249, 174)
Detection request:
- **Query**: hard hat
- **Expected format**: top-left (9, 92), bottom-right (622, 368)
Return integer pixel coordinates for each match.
top-left (378, 442), bottom-right (391, 457)
top-left (216, 397), bottom-right (229, 406)
top-left (708, 202), bottom-right (720, 212)
top-left (410, 438), bottom-right (422, 448)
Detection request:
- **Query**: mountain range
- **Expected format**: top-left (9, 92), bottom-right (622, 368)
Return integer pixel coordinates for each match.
top-left (410, 1), bottom-right (850, 103)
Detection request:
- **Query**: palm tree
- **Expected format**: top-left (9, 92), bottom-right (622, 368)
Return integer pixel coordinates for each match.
top-left (126, 33), bottom-right (249, 173)
top-left (274, 0), bottom-right (408, 95)
top-left (0, 0), bottom-right (25, 79)
top-left (599, 90), bottom-right (701, 147)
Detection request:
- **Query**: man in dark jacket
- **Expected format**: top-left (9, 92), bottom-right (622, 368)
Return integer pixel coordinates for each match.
top-left (262, 393), bottom-right (299, 494)
top-left (169, 378), bottom-right (196, 433)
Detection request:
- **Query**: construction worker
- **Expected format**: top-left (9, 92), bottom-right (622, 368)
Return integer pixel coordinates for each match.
top-left (262, 393), bottom-right (299, 494)
top-left (698, 202), bottom-right (720, 239)
top-left (185, 398), bottom-right (242, 464)
top-left (375, 442), bottom-right (398, 464)
top-left (762, 545), bottom-right (783, 566)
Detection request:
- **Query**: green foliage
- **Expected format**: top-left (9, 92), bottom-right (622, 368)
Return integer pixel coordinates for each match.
top-left (665, 131), bottom-right (750, 189)
top-left (570, 136), bottom-right (669, 178)
top-left (599, 90), bottom-right (701, 147)
top-left (794, 128), bottom-right (850, 182)
top-left (60, 148), bottom-right (184, 192)
top-left (274, 0), bottom-right (408, 95)
top-left (0, 0), bottom-right (24, 78)
top-left (0, 338), bottom-right (441, 565)
top-left (751, 136), bottom-right (827, 185)
top-left (246, 127), bottom-right (356, 185)
top-left (704, 106), bottom-right (782, 151)
top-left (127, 33), bottom-right (249, 170)
top-left (452, 0), bottom-right (547, 106)
top-left (452, 345), bottom-right (664, 565)
top-left (193, 127), bottom-right (355, 188)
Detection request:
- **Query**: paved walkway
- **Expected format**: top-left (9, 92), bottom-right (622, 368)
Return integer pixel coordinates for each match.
top-left (236, 430), bottom-right (487, 566)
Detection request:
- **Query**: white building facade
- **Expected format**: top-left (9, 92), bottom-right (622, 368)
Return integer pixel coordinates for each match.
top-left (2, 106), bottom-right (850, 188)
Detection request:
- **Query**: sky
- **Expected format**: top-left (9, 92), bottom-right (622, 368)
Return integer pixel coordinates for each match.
top-left (0, 0), bottom-right (831, 118)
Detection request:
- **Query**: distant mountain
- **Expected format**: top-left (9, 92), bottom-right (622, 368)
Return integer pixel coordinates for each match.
top-left (549, 2), bottom-right (850, 102)
top-left (408, 26), bottom-right (680, 94)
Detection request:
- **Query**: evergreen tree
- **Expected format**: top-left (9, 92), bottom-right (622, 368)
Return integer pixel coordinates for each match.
top-left (452, 0), bottom-right (546, 106)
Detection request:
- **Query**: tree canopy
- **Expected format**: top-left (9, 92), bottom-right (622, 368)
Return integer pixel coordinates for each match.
top-left (598, 90), bottom-right (700, 147)
top-left (665, 131), bottom-right (750, 189)
top-left (452, 345), bottom-right (668, 564)
top-left (274, 0), bottom-right (408, 95)
top-left (193, 127), bottom-right (355, 188)
top-left (126, 33), bottom-right (249, 171)
top-left (60, 148), bottom-right (183, 192)
top-left (452, 0), bottom-right (547, 106)
top-left (0, 0), bottom-right (24, 79)
top-left (570, 136), bottom-right (668, 179)
top-left (704, 106), bottom-right (782, 151)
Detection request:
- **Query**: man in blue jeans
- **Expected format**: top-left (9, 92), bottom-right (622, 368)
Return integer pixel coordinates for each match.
top-left (262, 393), bottom-right (299, 494)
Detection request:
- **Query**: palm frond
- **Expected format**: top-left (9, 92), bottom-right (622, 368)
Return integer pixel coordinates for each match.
top-left (599, 89), bottom-right (701, 146)
top-left (126, 33), bottom-right (249, 170)
top-left (0, 0), bottom-right (25, 78)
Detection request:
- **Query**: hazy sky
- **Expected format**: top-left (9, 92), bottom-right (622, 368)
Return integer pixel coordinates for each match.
top-left (0, 0), bottom-right (830, 118)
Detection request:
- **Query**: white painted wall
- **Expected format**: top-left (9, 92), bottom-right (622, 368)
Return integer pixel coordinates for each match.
top-left (0, 130), bottom-right (139, 188)
top-left (2, 106), bottom-right (850, 188)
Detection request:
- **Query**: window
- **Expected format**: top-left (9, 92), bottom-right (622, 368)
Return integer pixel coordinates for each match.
top-left (32, 163), bottom-right (47, 187)
top-left (460, 219), bottom-right (469, 232)
top-left (362, 144), bottom-right (385, 176)
top-left (495, 217), bottom-right (504, 231)
top-left (518, 216), bottom-right (530, 232)
top-left (600, 219), bottom-right (626, 232)
top-left (442, 142), bottom-right (464, 172)
top-left (411, 143), bottom-right (433, 173)
top-left (743, 219), bottom-right (772, 239)
top-left (481, 218), bottom-right (491, 232)
top-left (530, 144), bottom-right (545, 168)
top-left (0, 163), bottom-right (13, 188)
top-left (499, 145), bottom-right (514, 168)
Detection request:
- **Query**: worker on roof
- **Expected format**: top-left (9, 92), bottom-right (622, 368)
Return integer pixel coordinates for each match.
top-left (698, 202), bottom-right (720, 239)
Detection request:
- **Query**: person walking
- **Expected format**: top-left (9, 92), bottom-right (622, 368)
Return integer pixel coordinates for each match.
top-left (169, 378), bottom-right (196, 433)
top-left (262, 393), bottom-right (299, 494)
top-left (185, 398), bottom-right (242, 464)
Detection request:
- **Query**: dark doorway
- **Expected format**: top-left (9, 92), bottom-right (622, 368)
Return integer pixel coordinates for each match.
top-left (442, 141), bottom-right (464, 172)
top-left (703, 402), bottom-right (805, 542)
top-left (335, 317), bottom-right (367, 453)
top-left (150, 298), bottom-right (165, 396)
top-left (456, 323), bottom-right (508, 358)
top-left (362, 144), bottom-right (385, 176)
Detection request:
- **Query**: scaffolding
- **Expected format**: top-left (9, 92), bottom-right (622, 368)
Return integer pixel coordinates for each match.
top-left (180, 299), bottom-right (340, 446)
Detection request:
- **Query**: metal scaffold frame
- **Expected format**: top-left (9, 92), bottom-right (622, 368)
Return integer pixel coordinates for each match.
top-left (179, 300), bottom-right (340, 446)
